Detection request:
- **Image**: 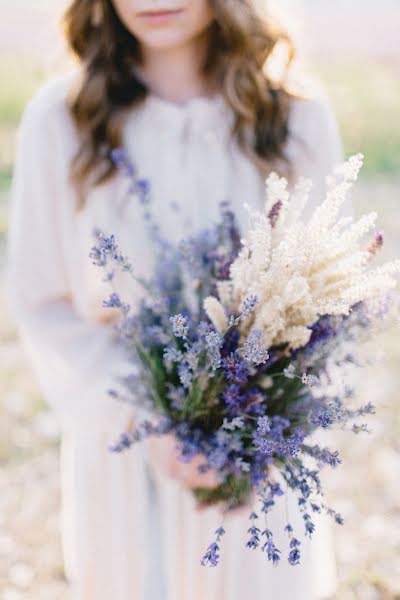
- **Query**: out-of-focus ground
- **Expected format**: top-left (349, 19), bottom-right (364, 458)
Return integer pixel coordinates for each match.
top-left (0, 1), bottom-right (399, 598)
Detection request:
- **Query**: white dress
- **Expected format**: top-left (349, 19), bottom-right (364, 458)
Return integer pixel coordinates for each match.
top-left (5, 72), bottom-right (344, 600)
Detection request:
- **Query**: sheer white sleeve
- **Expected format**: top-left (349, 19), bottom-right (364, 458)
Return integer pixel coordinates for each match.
top-left (5, 87), bottom-right (135, 431)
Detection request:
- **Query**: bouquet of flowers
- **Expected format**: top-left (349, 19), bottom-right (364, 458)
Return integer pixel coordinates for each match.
top-left (89, 151), bottom-right (399, 567)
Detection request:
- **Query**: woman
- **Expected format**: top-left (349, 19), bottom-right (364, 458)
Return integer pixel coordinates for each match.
top-left (6, 1), bottom-right (343, 598)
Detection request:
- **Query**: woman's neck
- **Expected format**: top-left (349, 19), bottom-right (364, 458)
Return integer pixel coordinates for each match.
top-left (136, 33), bottom-right (215, 104)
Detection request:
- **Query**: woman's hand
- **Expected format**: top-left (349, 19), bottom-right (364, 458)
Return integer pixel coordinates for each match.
top-left (146, 433), bottom-right (220, 493)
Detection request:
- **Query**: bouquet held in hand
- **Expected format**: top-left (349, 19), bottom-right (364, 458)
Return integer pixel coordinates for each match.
top-left (89, 151), bottom-right (399, 567)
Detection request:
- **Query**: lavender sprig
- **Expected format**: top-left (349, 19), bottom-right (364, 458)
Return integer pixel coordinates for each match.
top-left (201, 526), bottom-right (225, 567)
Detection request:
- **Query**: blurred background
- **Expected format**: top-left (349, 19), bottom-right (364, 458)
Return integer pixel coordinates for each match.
top-left (0, 0), bottom-right (399, 598)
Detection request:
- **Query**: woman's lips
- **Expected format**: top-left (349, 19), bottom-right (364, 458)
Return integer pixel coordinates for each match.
top-left (137, 8), bottom-right (183, 24)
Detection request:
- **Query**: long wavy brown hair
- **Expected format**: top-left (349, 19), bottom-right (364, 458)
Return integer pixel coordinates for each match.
top-left (64, 0), bottom-right (297, 209)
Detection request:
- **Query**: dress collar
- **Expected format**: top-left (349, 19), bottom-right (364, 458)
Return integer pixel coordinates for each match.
top-left (145, 90), bottom-right (226, 113)
top-left (127, 91), bottom-right (234, 142)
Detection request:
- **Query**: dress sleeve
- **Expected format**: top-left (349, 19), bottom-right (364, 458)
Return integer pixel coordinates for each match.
top-left (5, 84), bottom-right (135, 432)
top-left (287, 93), bottom-right (352, 217)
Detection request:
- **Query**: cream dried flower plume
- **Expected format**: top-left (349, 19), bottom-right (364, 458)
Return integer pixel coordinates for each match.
top-left (204, 296), bottom-right (229, 333)
top-left (203, 154), bottom-right (400, 351)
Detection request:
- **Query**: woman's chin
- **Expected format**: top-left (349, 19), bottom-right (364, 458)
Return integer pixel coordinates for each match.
top-left (136, 30), bottom-right (193, 51)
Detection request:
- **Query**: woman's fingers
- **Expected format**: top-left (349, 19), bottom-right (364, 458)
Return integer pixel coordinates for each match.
top-left (146, 433), bottom-right (220, 490)
top-left (175, 453), bottom-right (220, 489)
top-left (195, 500), bottom-right (216, 512)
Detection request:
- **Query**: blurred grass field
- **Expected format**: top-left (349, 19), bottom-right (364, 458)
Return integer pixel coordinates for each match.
top-left (0, 2), bottom-right (399, 598)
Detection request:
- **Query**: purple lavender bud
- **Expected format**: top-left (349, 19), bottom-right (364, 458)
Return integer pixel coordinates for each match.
top-left (205, 331), bottom-right (223, 371)
top-left (261, 529), bottom-right (281, 565)
top-left (221, 354), bottom-right (249, 384)
top-left (367, 229), bottom-right (384, 256)
top-left (102, 292), bottom-right (130, 314)
top-left (268, 200), bottom-right (283, 228)
top-left (256, 415), bottom-right (271, 436)
top-left (303, 513), bottom-right (315, 538)
top-left (170, 314), bottom-right (189, 338)
top-left (242, 328), bottom-right (269, 365)
top-left (201, 526), bottom-right (225, 567)
top-left (201, 542), bottom-right (220, 567)
top-left (241, 294), bottom-right (259, 318)
top-left (110, 147), bottom-right (135, 177)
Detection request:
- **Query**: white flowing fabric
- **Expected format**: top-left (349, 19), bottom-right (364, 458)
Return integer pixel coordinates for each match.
top-left (5, 72), bottom-right (344, 600)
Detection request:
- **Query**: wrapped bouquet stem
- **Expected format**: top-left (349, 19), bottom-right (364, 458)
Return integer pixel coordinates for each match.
top-left (89, 150), bottom-right (399, 567)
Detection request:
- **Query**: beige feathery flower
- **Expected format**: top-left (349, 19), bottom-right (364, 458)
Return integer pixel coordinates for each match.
top-left (205, 154), bottom-right (399, 351)
top-left (203, 296), bottom-right (229, 333)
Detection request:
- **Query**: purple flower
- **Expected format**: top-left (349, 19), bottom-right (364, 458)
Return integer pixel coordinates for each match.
top-left (271, 482), bottom-right (284, 497)
top-left (170, 314), bottom-right (189, 338)
top-left (311, 409), bottom-right (336, 429)
top-left (110, 147), bottom-right (135, 177)
top-left (208, 447), bottom-right (228, 470)
top-left (352, 401), bottom-right (376, 417)
top-left (89, 232), bottom-right (116, 267)
top-left (261, 529), bottom-right (281, 565)
top-left (221, 384), bottom-right (242, 415)
top-left (221, 416), bottom-right (245, 431)
top-left (91, 162), bottom-right (378, 570)
top-left (268, 199), bottom-right (283, 228)
top-left (284, 523), bottom-right (293, 535)
top-left (90, 229), bottom-right (134, 273)
top-left (335, 513), bottom-right (344, 525)
top-left (178, 364), bottom-right (193, 389)
top-left (368, 229), bottom-right (384, 256)
top-left (102, 269), bottom-right (115, 282)
top-left (242, 328), bottom-right (269, 365)
top-left (163, 347), bottom-right (183, 369)
top-left (205, 331), bottom-right (223, 371)
top-left (260, 481), bottom-right (283, 514)
top-left (257, 415), bottom-right (271, 436)
top-left (167, 385), bottom-right (186, 410)
top-left (201, 526), bottom-right (225, 567)
top-left (270, 416), bottom-right (291, 437)
top-left (319, 447), bottom-right (342, 468)
top-left (215, 526), bottom-right (225, 538)
top-left (241, 294), bottom-right (259, 317)
top-left (102, 292), bottom-right (130, 314)
top-left (221, 328), bottom-right (240, 356)
top-left (135, 178), bottom-right (151, 204)
top-left (109, 432), bottom-right (136, 453)
top-left (198, 320), bottom-right (213, 337)
top-left (222, 354), bottom-right (249, 384)
top-left (243, 388), bottom-right (265, 416)
top-left (288, 538), bottom-right (301, 565)
top-left (304, 315), bottom-right (338, 352)
top-left (301, 373), bottom-right (321, 388)
top-left (201, 542), bottom-right (220, 567)
top-left (254, 437), bottom-right (277, 456)
top-left (246, 512), bottom-right (261, 549)
top-left (303, 513), bottom-right (315, 538)
top-left (89, 246), bottom-right (107, 267)
top-left (287, 428), bottom-right (305, 457)
top-left (94, 231), bottom-right (118, 254)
